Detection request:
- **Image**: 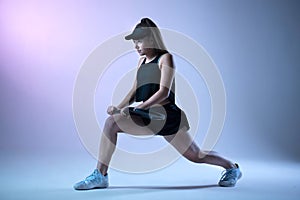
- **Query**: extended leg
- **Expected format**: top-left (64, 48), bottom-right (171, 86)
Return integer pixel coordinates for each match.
top-left (163, 128), bottom-right (236, 169)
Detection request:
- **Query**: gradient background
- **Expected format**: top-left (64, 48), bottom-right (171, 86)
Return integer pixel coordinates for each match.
top-left (1, 0), bottom-right (300, 190)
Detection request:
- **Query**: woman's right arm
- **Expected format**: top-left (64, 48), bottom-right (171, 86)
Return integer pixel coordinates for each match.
top-left (116, 80), bottom-right (137, 109)
top-left (107, 57), bottom-right (144, 115)
top-left (107, 81), bottom-right (136, 115)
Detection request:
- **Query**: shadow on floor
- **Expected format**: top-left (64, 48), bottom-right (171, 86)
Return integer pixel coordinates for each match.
top-left (108, 184), bottom-right (219, 190)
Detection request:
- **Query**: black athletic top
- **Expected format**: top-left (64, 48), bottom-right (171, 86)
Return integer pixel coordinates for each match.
top-left (135, 52), bottom-right (175, 104)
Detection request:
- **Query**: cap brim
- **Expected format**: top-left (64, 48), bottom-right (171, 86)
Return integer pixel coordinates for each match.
top-left (125, 33), bottom-right (135, 40)
top-left (125, 27), bottom-right (150, 40)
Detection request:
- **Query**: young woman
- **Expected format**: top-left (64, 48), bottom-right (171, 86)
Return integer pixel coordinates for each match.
top-left (74, 18), bottom-right (242, 190)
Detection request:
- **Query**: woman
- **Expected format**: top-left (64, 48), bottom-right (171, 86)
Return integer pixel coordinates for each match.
top-left (74, 18), bottom-right (241, 190)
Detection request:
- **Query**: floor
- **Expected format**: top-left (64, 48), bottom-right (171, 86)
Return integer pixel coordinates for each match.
top-left (1, 152), bottom-right (299, 200)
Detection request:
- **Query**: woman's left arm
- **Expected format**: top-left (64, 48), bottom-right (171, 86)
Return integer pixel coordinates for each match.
top-left (136, 53), bottom-right (175, 109)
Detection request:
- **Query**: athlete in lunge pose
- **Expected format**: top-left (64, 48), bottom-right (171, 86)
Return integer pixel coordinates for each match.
top-left (74, 18), bottom-right (242, 190)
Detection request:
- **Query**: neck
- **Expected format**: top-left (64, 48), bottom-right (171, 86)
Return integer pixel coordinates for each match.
top-left (145, 49), bottom-right (157, 61)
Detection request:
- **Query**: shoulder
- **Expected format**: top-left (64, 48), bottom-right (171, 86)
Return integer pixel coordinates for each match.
top-left (158, 53), bottom-right (174, 69)
top-left (137, 56), bottom-right (146, 68)
top-left (159, 52), bottom-right (173, 62)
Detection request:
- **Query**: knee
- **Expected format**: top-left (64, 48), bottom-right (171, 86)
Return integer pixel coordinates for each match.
top-left (197, 153), bottom-right (208, 163)
top-left (185, 151), bottom-right (207, 164)
top-left (104, 116), bottom-right (119, 133)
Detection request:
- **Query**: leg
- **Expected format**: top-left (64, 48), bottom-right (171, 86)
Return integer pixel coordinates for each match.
top-left (97, 114), bottom-right (154, 175)
top-left (164, 128), bottom-right (236, 169)
top-left (73, 114), bottom-right (155, 190)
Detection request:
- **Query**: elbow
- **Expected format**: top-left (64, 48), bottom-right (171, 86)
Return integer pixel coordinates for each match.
top-left (159, 89), bottom-right (170, 100)
top-left (163, 91), bottom-right (170, 100)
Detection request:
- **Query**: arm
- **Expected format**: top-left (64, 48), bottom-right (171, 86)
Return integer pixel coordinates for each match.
top-left (116, 57), bottom-right (145, 109)
top-left (116, 81), bottom-right (136, 109)
top-left (135, 53), bottom-right (175, 110)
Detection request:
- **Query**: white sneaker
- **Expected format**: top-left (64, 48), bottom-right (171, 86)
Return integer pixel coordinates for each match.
top-left (73, 169), bottom-right (109, 190)
top-left (218, 163), bottom-right (242, 187)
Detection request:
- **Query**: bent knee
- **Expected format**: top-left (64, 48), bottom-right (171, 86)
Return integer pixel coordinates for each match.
top-left (104, 116), bottom-right (120, 132)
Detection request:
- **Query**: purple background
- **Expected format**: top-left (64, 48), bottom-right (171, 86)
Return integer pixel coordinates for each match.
top-left (0, 0), bottom-right (299, 161)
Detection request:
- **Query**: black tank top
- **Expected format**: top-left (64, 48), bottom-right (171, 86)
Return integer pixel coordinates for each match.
top-left (135, 53), bottom-right (175, 104)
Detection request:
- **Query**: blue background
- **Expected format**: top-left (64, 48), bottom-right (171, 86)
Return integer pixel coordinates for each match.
top-left (0, 0), bottom-right (299, 162)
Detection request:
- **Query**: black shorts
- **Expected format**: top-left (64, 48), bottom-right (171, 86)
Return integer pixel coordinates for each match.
top-left (129, 103), bottom-right (190, 136)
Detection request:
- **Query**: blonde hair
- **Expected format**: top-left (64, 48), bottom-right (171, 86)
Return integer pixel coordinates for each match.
top-left (135, 18), bottom-right (168, 53)
top-left (148, 26), bottom-right (168, 53)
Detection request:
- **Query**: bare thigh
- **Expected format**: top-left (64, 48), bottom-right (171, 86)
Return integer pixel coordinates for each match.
top-left (108, 114), bottom-right (155, 136)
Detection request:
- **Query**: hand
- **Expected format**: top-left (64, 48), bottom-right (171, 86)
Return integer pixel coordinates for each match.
top-left (120, 107), bottom-right (130, 117)
top-left (107, 106), bottom-right (119, 115)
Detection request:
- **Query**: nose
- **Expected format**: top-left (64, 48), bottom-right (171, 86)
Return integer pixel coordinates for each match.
top-left (134, 43), bottom-right (139, 50)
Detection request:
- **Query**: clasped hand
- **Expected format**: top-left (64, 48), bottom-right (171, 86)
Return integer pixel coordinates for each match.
top-left (106, 106), bottom-right (131, 117)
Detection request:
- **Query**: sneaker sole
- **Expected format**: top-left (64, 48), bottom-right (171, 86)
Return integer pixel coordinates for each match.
top-left (74, 185), bottom-right (108, 190)
top-left (219, 171), bottom-right (242, 187)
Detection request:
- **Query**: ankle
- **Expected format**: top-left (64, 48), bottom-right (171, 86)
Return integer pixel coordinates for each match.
top-left (98, 169), bottom-right (107, 176)
top-left (225, 163), bottom-right (236, 170)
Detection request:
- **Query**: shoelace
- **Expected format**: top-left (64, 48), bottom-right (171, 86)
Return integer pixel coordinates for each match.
top-left (85, 170), bottom-right (100, 181)
top-left (220, 168), bottom-right (236, 181)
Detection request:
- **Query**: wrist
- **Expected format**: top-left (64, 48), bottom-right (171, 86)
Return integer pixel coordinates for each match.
top-left (116, 105), bottom-right (123, 109)
top-left (136, 104), bottom-right (147, 110)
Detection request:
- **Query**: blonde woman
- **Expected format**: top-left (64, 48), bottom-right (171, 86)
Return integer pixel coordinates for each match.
top-left (74, 18), bottom-right (241, 190)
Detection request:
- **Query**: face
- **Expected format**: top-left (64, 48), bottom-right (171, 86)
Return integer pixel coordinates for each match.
top-left (133, 37), bottom-right (154, 56)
